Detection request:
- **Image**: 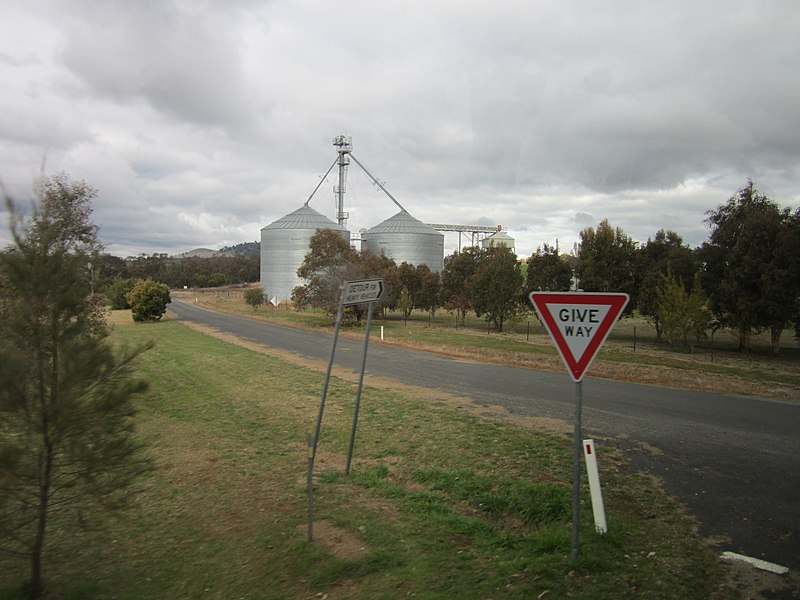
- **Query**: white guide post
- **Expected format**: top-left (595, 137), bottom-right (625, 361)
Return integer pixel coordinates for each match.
top-left (583, 439), bottom-right (608, 534)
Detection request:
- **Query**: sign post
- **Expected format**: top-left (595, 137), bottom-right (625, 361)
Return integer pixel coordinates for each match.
top-left (529, 292), bottom-right (629, 559)
top-left (341, 280), bottom-right (385, 475)
top-left (308, 279), bottom-right (384, 542)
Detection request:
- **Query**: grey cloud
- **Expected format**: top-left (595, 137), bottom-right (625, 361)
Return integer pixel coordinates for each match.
top-left (1, 0), bottom-right (798, 259)
top-left (56, 1), bottom-right (254, 127)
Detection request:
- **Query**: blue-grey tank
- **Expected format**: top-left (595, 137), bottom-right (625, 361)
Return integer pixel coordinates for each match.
top-left (361, 210), bottom-right (444, 271)
top-left (260, 205), bottom-right (350, 302)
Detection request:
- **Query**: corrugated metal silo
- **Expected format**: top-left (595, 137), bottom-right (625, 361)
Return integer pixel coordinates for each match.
top-left (260, 205), bottom-right (350, 302)
top-left (362, 210), bottom-right (444, 271)
top-left (481, 229), bottom-right (515, 253)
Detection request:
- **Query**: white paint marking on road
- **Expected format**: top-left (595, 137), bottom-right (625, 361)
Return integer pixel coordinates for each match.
top-left (721, 551), bottom-right (789, 575)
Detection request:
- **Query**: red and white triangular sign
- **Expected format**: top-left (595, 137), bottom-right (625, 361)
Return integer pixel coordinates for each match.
top-left (529, 292), bottom-right (629, 382)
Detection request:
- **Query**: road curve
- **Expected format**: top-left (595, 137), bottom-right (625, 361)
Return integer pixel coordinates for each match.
top-left (168, 299), bottom-right (800, 572)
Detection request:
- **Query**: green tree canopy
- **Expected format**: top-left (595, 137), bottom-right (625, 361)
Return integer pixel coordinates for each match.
top-left (106, 277), bottom-right (138, 310)
top-left (295, 229), bottom-right (359, 317)
top-left (415, 264), bottom-right (441, 322)
top-left (700, 180), bottom-right (799, 352)
top-left (127, 279), bottom-right (171, 322)
top-left (525, 243), bottom-right (573, 293)
top-left (575, 219), bottom-right (637, 306)
top-left (656, 274), bottom-right (710, 353)
top-left (636, 230), bottom-right (698, 341)
top-left (396, 286), bottom-right (413, 323)
top-left (469, 246), bottom-right (523, 332)
top-left (441, 247), bottom-right (482, 326)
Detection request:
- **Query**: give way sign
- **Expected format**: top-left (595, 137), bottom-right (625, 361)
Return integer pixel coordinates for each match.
top-left (529, 292), bottom-right (629, 382)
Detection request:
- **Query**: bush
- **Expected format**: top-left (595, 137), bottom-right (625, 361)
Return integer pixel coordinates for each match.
top-left (106, 277), bottom-right (138, 309)
top-left (127, 279), bottom-right (171, 322)
top-left (244, 287), bottom-right (265, 310)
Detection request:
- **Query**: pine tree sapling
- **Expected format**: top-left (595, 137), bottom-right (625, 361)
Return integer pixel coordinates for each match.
top-left (1, 174), bottom-right (152, 598)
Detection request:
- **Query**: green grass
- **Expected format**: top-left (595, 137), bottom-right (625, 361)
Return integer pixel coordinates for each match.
top-left (1, 315), bottom-right (738, 599)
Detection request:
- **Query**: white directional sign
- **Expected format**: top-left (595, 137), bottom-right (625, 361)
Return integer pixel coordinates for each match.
top-left (529, 292), bottom-right (629, 382)
top-left (342, 279), bottom-right (384, 305)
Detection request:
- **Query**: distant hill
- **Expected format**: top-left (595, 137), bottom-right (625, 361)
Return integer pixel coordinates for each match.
top-left (218, 241), bottom-right (259, 257)
top-left (173, 241), bottom-right (259, 259)
top-left (174, 248), bottom-right (219, 258)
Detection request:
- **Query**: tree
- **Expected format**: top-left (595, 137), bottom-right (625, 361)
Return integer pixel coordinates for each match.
top-left (127, 252), bottom-right (169, 282)
top-left (106, 277), bottom-right (138, 310)
top-left (378, 261), bottom-right (401, 316)
top-left (92, 254), bottom-right (129, 294)
top-left (0, 174), bottom-right (151, 598)
top-left (657, 274), bottom-right (709, 352)
top-left (700, 181), bottom-right (798, 352)
top-left (291, 285), bottom-right (310, 311)
top-left (396, 262), bottom-right (421, 307)
top-left (415, 264), bottom-right (441, 323)
top-left (396, 286), bottom-right (413, 324)
top-left (296, 229), bottom-right (359, 318)
top-left (244, 287), bottom-right (266, 310)
top-left (525, 243), bottom-right (573, 293)
top-left (469, 246), bottom-right (523, 332)
top-left (575, 219), bottom-right (637, 307)
top-left (440, 247), bottom-right (482, 326)
top-left (636, 230), bottom-right (698, 342)
top-left (356, 250), bottom-right (398, 317)
top-left (127, 279), bottom-right (171, 322)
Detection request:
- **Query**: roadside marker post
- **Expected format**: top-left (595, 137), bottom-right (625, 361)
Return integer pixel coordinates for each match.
top-left (583, 439), bottom-right (608, 534)
top-left (529, 292), bottom-right (629, 559)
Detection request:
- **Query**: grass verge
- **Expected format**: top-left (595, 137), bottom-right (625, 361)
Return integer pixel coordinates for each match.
top-left (1, 315), bottom-right (737, 599)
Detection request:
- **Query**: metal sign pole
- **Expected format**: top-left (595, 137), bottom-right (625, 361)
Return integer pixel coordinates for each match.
top-left (528, 293), bottom-right (629, 562)
top-left (312, 292), bottom-right (345, 460)
top-left (345, 301), bottom-right (375, 474)
top-left (307, 434), bottom-right (314, 542)
top-left (571, 380), bottom-right (582, 560)
top-left (308, 279), bottom-right (383, 544)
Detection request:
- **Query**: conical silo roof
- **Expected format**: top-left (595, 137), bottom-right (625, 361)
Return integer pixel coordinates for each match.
top-left (262, 204), bottom-right (346, 231)
top-left (365, 210), bottom-right (440, 235)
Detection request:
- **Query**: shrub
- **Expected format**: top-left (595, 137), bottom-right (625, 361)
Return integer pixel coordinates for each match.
top-left (127, 279), bottom-right (171, 322)
top-left (106, 277), bottom-right (138, 309)
top-left (244, 287), bottom-right (265, 310)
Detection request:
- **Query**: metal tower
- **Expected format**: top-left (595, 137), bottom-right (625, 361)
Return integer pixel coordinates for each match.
top-left (332, 135), bottom-right (352, 227)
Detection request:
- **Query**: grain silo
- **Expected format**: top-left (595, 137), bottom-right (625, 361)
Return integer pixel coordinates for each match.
top-left (362, 209), bottom-right (444, 272)
top-left (480, 226), bottom-right (515, 253)
top-left (260, 205), bottom-right (350, 302)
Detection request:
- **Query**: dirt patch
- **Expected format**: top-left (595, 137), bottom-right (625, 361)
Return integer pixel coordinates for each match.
top-left (720, 558), bottom-right (800, 600)
top-left (303, 520), bottom-right (369, 561)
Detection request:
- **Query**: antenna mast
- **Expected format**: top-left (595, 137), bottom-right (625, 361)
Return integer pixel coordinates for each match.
top-left (332, 135), bottom-right (352, 227)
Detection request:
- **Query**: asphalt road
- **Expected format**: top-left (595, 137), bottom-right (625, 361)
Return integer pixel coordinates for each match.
top-left (169, 299), bottom-right (799, 571)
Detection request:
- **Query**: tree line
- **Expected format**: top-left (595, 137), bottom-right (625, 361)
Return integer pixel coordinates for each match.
top-left (90, 252), bottom-right (259, 292)
top-left (290, 181), bottom-right (799, 354)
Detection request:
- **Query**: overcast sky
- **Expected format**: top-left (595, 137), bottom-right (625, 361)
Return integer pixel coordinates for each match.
top-left (1, 0), bottom-right (798, 258)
